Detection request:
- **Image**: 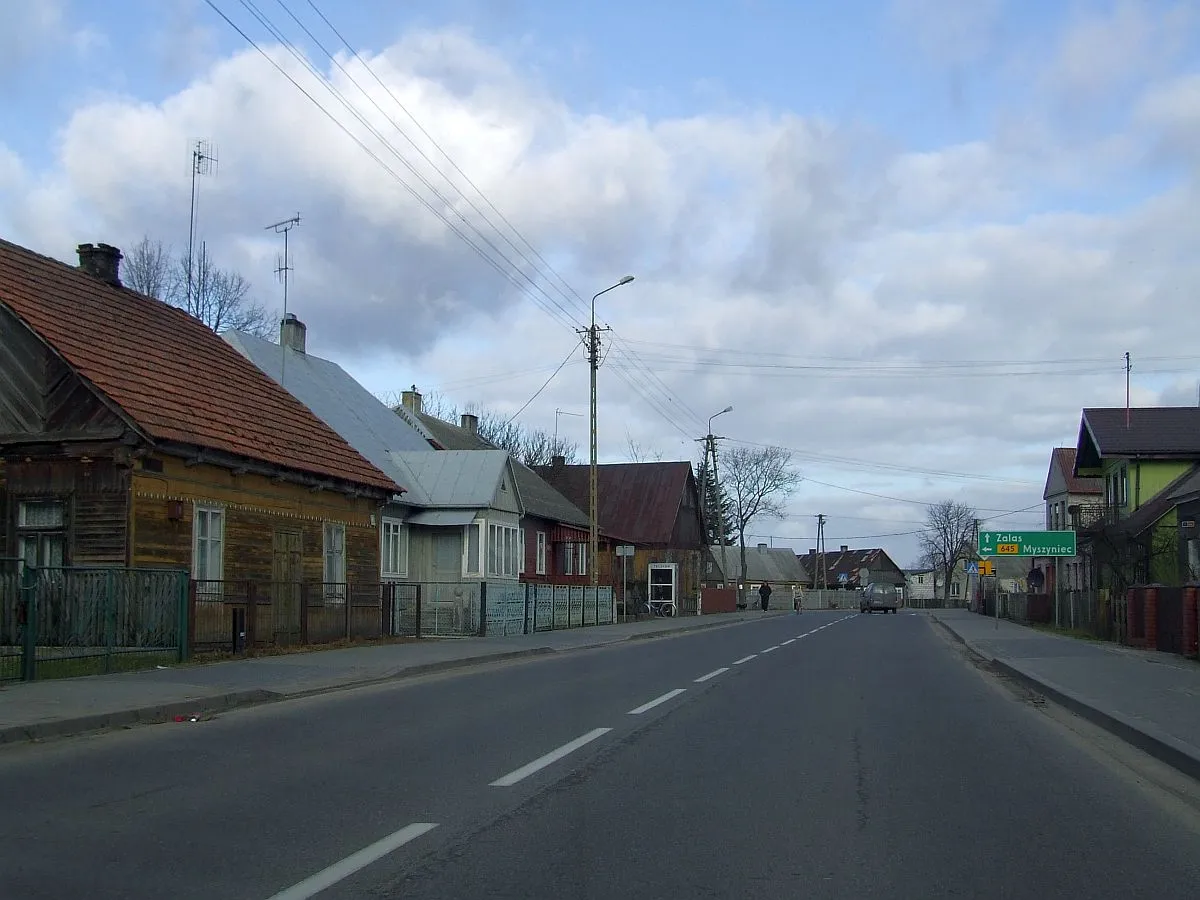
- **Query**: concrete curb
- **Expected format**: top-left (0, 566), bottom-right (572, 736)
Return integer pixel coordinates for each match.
top-left (930, 614), bottom-right (1200, 784)
top-left (0, 612), bottom-right (786, 746)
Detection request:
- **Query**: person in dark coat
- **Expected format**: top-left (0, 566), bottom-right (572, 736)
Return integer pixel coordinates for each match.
top-left (758, 581), bottom-right (772, 611)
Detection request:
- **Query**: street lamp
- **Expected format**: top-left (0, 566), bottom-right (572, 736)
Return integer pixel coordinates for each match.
top-left (588, 275), bottom-right (635, 589)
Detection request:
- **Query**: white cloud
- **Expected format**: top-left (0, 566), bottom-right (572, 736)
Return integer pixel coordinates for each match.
top-left (888, 0), bottom-right (1004, 67)
top-left (3, 16), bottom-right (1198, 564)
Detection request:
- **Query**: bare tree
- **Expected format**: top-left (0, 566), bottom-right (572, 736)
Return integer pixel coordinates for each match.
top-left (625, 431), bottom-right (664, 462)
top-left (919, 500), bottom-right (977, 605)
top-left (122, 236), bottom-right (175, 300)
top-left (399, 392), bottom-right (580, 466)
top-left (721, 444), bottom-right (801, 608)
top-left (182, 244), bottom-right (274, 339)
top-left (914, 545), bottom-right (941, 606)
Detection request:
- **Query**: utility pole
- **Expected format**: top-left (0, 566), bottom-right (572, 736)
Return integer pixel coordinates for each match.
top-left (186, 139), bottom-right (217, 314)
top-left (696, 405), bottom-right (733, 548)
top-left (972, 518), bottom-right (981, 612)
top-left (266, 214), bottom-right (301, 385)
top-left (814, 514), bottom-right (828, 594)
top-left (581, 276), bottom-right (634, 588)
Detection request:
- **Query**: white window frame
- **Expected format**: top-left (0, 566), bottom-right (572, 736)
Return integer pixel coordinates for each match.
top-left (17, 499), bottom-right (66, 570)
top-left (193, 504), bottom-right (225, 588)
top-left (577, 541), bottom-right (588, 577)
top-left (536, 532), bottom-right (547, 575)
top-left (486, 521), bottom-right (520, 578)
top-left (381, 518), bottom-right (409, 579)
top-left (323, 522), bottom-right (346, 600)
top-left (518, 527), bottom-right (526, 574)
top-left (463, 521), bottom-right (483, 577)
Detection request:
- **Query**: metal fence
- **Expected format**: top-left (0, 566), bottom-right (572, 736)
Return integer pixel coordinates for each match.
top-left (1, 564), bottom-right (188, 682)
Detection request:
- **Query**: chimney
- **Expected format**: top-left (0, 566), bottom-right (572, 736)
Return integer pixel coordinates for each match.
top-left (808, 548), bottom-right (816, 556)
top-left (401, 385), bottom-right (422, 415)
top-left (840, 545), bottom-right (849, 553)
top-left (551, 454), bottom-right (566, 468)
top-left (757, 543), bottom-right (768, 552)
top-left (279, 313), bottom-right (306, 353)
top-left (77, 243), bottom-right (123, 286)
top-left (460, 413), bottom-right (479, 434)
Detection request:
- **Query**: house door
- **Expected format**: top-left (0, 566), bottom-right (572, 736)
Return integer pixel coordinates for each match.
top-left (648, 563), bottom-right (678, 613)
top-left (272, 530), bottom-right (303, 644)
top-left (432, 531), bottom-right (461, 581)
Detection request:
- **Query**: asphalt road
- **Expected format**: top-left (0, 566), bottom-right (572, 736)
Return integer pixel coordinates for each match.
top-left (3, 610), bottom-right (1199, 899)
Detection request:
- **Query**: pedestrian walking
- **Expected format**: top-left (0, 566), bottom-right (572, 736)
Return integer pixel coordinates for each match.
top-left (758, 581), bottom-right (772, 611)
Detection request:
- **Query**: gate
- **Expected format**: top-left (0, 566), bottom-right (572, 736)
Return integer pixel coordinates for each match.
top-left (1156, 586), bottom-right (1184, 655)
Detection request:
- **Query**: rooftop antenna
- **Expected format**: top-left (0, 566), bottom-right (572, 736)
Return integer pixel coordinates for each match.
top-left (266, 214), bottom-right (301, 384)
top-left (1125, 351), bottom-right (1132, 428)
top-left (186, 139), bottom-right (218, 313)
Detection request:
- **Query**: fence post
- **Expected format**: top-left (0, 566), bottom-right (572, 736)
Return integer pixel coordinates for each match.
top-left (104, 568), bottom-right (116, 675)
top-left (186, 579), bottom-right (197, 659)
top-left (20, 566), bottom-right (37, 682)
top-left (1144, 586), bottom-right (1159, 650)
top-left (413, 583), bottom-right (422, 638)
top-left (344, 580), bottom-right (352, 640)
top-left (1183, 586), bottom-right (1198, 657)
top-left (178, 573), bottom-right (191, 663)
top-left (300, 583), bottom-right (310, 645)
top-left (478, 581), bottom-right (488, 637)
top-left (524, 583), bottom-right (531, 635)
top-left (246, 580), bottom-right (258, 651)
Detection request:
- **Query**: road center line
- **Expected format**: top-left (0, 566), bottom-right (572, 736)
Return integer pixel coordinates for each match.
top-left (628, 688), bottom-right (687, 715)
top-left (264, 822), bottom-right (439, 900)
top-left (732, 654), bottom-right (757, 665)
top-left (781, 638), bottom-right (795, 645)
top-left (490, 728), bottom-right (613, 787)
top-left (761, 645), bottom-right (779, 654)
top-left (694, 667), bottom-right (729, 683)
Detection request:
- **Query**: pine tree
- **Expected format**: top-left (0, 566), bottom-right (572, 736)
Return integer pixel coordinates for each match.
top-left (697, 460), bottom-right (735, 545)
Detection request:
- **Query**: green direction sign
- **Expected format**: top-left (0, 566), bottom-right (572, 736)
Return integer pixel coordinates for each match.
top-left (978, 530), bottom-right (1077, 557)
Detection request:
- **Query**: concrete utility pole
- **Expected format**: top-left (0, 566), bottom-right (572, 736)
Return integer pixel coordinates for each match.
top-left (814, 514), bottom-right (828, 592)
top-left (697, 406), bottom-right (733, 548)
top-left (581, 276), bottom-right (634, 587)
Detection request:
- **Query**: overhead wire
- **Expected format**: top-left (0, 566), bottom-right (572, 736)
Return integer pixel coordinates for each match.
top-left (504, 344), bottom-right (580, 425)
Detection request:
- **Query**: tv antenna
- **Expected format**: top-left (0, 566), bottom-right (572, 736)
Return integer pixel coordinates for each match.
top-left (266, 214), bottom-right (301, 383)
top-left (186, 139), bottom-right (218, 311)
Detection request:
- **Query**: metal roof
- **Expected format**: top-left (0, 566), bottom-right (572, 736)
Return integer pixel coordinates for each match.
top-left (534, 461), bottom-right (699, 545)
top-left (404, 508), bottom-right (479, 526)
top-left (223, 331), bottom-right (435, 498)
top-left (1077, 407), bottom-right (1200, 470)
top-left (800, 547), bottom-right (906, 586)
top-left (710, 545), bottom-right (810, 583)
top-left (419, 413), bottom-right (590, 528)
top-left (390, 449), bottom-right (513, 509)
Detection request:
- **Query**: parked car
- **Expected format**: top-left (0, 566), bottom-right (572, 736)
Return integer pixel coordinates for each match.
top-left (860, 582), bottom-right (900, 614)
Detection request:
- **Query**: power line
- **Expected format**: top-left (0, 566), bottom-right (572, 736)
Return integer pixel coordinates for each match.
top-left (504, 344), bottom-right (579, 425)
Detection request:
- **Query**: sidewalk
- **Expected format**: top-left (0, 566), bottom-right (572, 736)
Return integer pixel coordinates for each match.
top-left (0, 609), bottom-right (788, 745)
top-left (930, 608), bottom-right (1200, 782)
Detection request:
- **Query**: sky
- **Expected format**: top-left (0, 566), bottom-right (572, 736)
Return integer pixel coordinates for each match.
top-left (3, 0), bottom-right (1200, 566)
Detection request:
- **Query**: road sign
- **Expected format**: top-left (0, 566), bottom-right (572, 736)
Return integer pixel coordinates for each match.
top-left (837, 572), bottom-right (849, 583)
top-left (978, 560), bottom-right (995, 577)
top-left (965, 561), bottom-right (979, 576)
top-left (977, 530), bottom-right (1076, 557)
top-left (616, 545), bottom-right (635, 557)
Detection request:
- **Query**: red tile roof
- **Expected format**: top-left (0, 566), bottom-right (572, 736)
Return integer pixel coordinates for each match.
top-left (0, 238), bottom-right (397, 493)
top-left (1048, 447), bottom-right (1101, 497)
top-left (533, 461), bottom-right (700, 546)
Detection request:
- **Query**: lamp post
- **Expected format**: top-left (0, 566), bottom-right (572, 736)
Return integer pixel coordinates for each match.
top-left (588, 275), bottom-right (635, 588)
top-left (706, 404), bottom-right (733, 540)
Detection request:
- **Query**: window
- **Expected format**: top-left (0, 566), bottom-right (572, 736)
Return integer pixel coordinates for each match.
top-left (1120, 466), bottom-right (1129, 507)
top-left (518, 528), bottom-right (526, 574)
top-left (323, 522), bottom-right (346, 597)
top-left (917, 575), bottom-right (925, 584)
top-left (536, 532), bottom-right (547, 575)
top-left (193, 505), bottom-right (224, 585)
top-left (951, 580), bottom-right (961, 596)
top-left (487, 522), bottom-right (520, 577)
top-left (560, 542), bottom-right (588, 576)
top-left (18, 500), bottom-right (65, 569)
top-left (577, 542), bottom-right (588, 577)
top-left (381, 519), bottom-right (408, 578)
top-left (464, 522), bottom-right (482, 576)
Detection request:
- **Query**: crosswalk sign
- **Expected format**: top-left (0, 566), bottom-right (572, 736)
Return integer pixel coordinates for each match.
top-left (965, 561), bottom-right (979, 576)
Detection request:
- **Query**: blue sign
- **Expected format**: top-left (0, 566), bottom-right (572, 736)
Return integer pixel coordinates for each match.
top-left (965, 561), bottom-right (979, 576)
top-left (837, 572), bottom-right (849, 583)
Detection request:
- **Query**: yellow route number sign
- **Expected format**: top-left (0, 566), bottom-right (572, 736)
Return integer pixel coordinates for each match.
top-left (996, 543), bottom-right (1020, 555)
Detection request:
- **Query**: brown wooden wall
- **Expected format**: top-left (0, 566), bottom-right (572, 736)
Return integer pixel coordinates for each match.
top-left (0, 457), bottom-right (130, 565)
top-left (131, 454), bottom-right (380, 581)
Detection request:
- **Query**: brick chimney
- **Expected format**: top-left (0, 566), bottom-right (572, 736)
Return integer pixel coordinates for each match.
top-left (77, 243), bottom-right (123, 286)
top-left (401, 385), bottom-right (422, 415)
top-left (460, 413), bottom-right (478, 434)
top-left (551, 454), bottom-right (566, 468)
top-left (280, 313), bottom-right (306, 353)
top-left (757, 543), bottom-right (768, 552)
top-left (840, 545), bottom-right (849, 553)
